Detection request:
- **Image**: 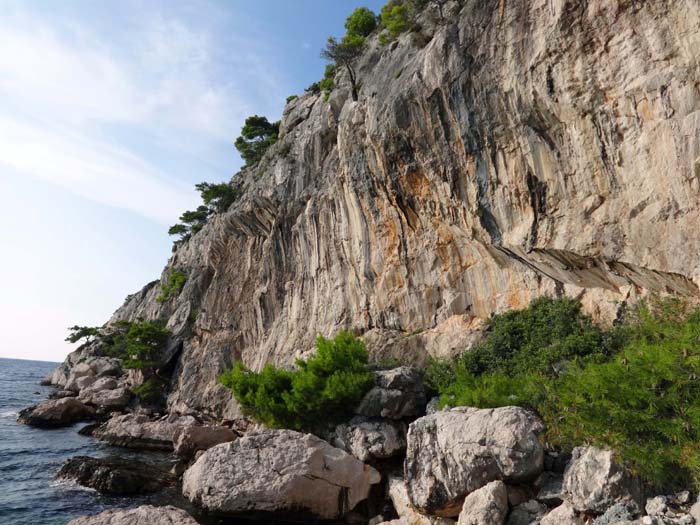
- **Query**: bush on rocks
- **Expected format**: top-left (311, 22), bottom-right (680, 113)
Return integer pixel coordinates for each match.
top-left (219, 331), bottom-right (373, 431)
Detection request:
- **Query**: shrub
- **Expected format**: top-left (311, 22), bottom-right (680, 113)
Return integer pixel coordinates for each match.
top-left (381, 1), bottom-right (410, 37)
top-left (219, 331), bottom-right (373, 431)
top-left (345, 7), bottom-right (377, 37)
top-left (65, 325), bottom-right (100, 344)
top-left (195, 182), bottom-right (237, 213)
top-left (432, 297), bottom-right (700, 490)
top-left (234, 115), bottom-right (280, 166)
top-left (131, 377), bottom-right (167, 405)
top-left (157, 269), bottom-right (187, 303)
top-left (119, 320), bottom-right (170, 374)
top-left (286, 94), bottom-right (298, 104)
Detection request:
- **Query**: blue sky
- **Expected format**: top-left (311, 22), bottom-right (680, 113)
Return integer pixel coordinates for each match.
top-left (0, 0), bottom-right (385, 362)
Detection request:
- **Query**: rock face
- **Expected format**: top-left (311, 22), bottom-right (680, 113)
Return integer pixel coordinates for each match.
top-left (563, 446), bottom-right (643, 514)
top-left (93, 413), bottom-right (196, 451)
top-left (50, 0), bottom-right (700, 420)
top-left (457, 480), bottom-right (508, 525)
top-left (182, 429), bottom-right (381, 520)
top-left (57, 456), bottom-right (175, 495)
top-left (17, 398), bottom-right (95, 428)
top-left (356, 367), bottom-right (427, 420)
top-left (67, 505), bottom-right (198, 525)
top-left (405, 406), bottom-right (544, 517)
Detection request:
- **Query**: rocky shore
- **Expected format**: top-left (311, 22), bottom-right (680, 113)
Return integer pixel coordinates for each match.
top-left (17, 360), bottom-right (700, 525)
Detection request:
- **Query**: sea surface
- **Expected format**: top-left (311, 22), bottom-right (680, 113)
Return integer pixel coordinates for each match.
top-left (0, 357), bottom-right (196, 525)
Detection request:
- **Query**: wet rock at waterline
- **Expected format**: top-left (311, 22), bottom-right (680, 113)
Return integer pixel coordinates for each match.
top-left (67, 505), bottom-right (198, 525)
top-left (17, 397), bottom-right (95, 428)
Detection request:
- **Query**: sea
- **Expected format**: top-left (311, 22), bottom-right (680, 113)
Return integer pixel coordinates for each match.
top-left (0, 357), bottom-right (208, 525)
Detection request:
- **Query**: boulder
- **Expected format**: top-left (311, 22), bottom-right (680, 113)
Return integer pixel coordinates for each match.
top-left (506, 500), bottom-right (547, 525)
top-left (356, 367), bottom-right (427, 420)
top-left (536, 472), bottom-right (564, 506)
top-left (457, 480), bottom-right (508, 525)
top-left (563, 446), bottom-right (643, 514)
top-left (94, 413), bottom-right (195, 451)
top-left (48, 390), bottom-right (78, 399)
top-left (387, 476), bottom-right (455, 525)
top-left (333, 417), bottom-right (406, 461)
top-left (405, 406), bottom-right (544, 516)
top-left (590, 502), bottom-right (638, 525)
top-left (17, 398), bottom-right (95, 428)
top-left (64, 357), bottom-right (122, 392)
top-left (174, 425), bottom-right (237, 459)
top-left (540, 502), bottom-right (583, 525)
top-left (182, 429), bottom-right (381, 520)
top-left (57, 456), bottom-right (175, 495)
top-left (78, 377), bottom-right (131, 410)
top-left (67, 505), bottom-right (198, 525)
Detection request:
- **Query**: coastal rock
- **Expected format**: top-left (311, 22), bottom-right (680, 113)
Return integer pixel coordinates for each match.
top-left (78, 377), bottom-right (131, 410)
top-left (67, 505), bottom-right (198, 525)
top-left (356, 367), bottom-right (427, 420)
top-left (540, 502), bottom-right (583, 525)
top-left (17, 398), bottom-right (95, 428)
top-left (182, 429), bottom-right (381, 520)
top-left (48, 390), bottom-right (77, 399)
top-left (457, 480), bottom-right (508, 525)
top-left (94, 413), bottom-right (195, 451)
top-left (63, 357), bottom-right (122, 392)
top-left (173, 425), bottom-right (237, 459)
top-left (563, 446), bottom-right (643, 514)
top-left (57, 456), bottom-right (175, 495)
top-left (333, 416), bottom-right (406, 461)
top-left (506, 500), bottom-right (547, 525)
top-left (387, 475), bottom-right (455, 525)
top-left (405, 406), bottom-right (544, 516)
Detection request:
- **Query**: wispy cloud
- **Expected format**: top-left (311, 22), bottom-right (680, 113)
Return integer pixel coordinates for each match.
top-left (0, 2), bottom-right (288, 225)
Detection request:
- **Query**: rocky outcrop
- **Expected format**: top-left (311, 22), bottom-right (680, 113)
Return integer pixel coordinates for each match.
top-left (173, 425), bottom-right (237, 459)
top-left (563, 446), bottom-right (643, 514)
top-left (93, 413), bottom-right (197, 451)
top-left (356, 367), bottom-right (427, 420)
top-left (57, 456), bottom-right (175, 495)
top-left (332, 416), bottom-right (406, 462)
top-left (78, 377), bottom-right (130, 410)
top-left (67, 505), bottom-right (198, 525)
top-left (405, 406), bottom-right (544, 516)
top-left (182, 429), bottom-right (381, 521)
top-left (17, 398), bottom-right (95, 428)
top-left (456, 480), bottom-right (508, 525)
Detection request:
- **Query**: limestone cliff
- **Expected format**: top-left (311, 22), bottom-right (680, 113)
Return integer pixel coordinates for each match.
top-left (81, 0), bottom-right (700, 417)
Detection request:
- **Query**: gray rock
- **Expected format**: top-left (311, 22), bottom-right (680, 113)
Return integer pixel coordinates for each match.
top-left (57, 456), bottom-right (175, 495)
top-left (17, 398), bottom-right (95, 428)
top-left (67, 505), bottom-right (198, 525)
top-left (457, 480), bottom-right (508, 525)
top-left (536, 472), bottom-right (564, 506)
top-left (94, 413), bottom-right (195, 451)
top-left (173, 425), bottom-right (237, 459)
top-left (590, 502), bottom-right (637, 525)
top-left (405, 406), bottom-right (544, 517)
top-left (563, 446), bottom-right (643, 514)
top-left (182, 429), bottom-right (381, 520)
top-left (506, 500), bottom-right (547, 525)
top-left (48, 390), bottom-right (78, 399)
top-left (356, 367), bottom-right (427, 420)
top-left (386, 476), bottom-right (456, 525)
top-left (540, 502), bottom-right (582, 525)
top-left (333, 416), bottom-right (406, 461)
top-left (78, 377), bottom-right (131, 410)
top-left (647, 497), bottom-right (669, 517)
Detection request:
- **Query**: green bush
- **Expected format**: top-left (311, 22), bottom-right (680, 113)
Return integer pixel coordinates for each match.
top-left (219, 331), bottom-right (373, 431)
top-left (131, 377), bottom-right (167, 405)
top-left (345, 7), bottom-right (377, 37)
top-left (234, 115), bottom-right (280, 166)
top-left (432, 297), bottom-right (700, 490)
top-left (381, 1), bottom-right (410, 37)
top-left (157, 269), bottom-right (187, 303)
top-left (286, 95), bottom-right (298, 104)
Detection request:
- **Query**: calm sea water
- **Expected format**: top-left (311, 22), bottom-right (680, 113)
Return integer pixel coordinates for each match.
top-left (0, 357), bottom-right (199, 525)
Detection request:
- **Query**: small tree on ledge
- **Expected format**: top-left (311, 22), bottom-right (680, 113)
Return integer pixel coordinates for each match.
top-left (321, 34), bottom-right (365, 102)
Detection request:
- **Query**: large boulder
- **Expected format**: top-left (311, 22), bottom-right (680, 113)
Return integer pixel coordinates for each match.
top-left (332, 416), bottom-right (406, 462)
top-left (540, 502), bottom-right (583, 525)
top-left (78, 377), bottom-right (131, 410)
top-left (356, 367), bottom-right (427, 420)
top-left (457, 480), bottom-right (508, 525)
top-left (67, 505), bottom-right (198, 525)
top-left (174, 425), bottom-right (238, 459)
top-left (57, 456), bottom-right (176, 495)
top-left (182, 429), bottom-right (381, 521)
top-left (63, 357), bottom-right (122, 392)
top-left (405, 406), bottom-right (544, 517)
top-left (94, 413), bottom-right (196, 451)
top-left (387, 476), bottom-right (455, 525)
top-left (563, 446), bottom-right (643, 514)
top-left (17, 398), bottom-right (95, 428)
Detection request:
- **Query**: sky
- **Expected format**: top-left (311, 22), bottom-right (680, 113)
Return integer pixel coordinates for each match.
top-left (0, 0), bottom-right (385, 363)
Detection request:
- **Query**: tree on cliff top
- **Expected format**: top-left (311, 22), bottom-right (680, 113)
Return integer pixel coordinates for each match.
top-left (321, 34), bottom-right (365, 102)
top-left (345, 7), bottom-right (378, 37)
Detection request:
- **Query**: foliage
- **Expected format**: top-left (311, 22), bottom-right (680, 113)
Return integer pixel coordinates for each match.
top-left (157, 269), bottom-right (187, 303)
top-left (219, 331), bottom-right (373, 431)
top-left (431, 297), bottom-right (700, 490)
top-left (345, 7), bottom-right (377, 37)
top-left (319, 64), bottom-right (337, 100)
top-left (286, 94), bottom-right (298, 104)
top-left (195, 182), bottom-right (238, 213)
top-left (119, 320), bottom-right (170, 373)
top-left (380, 1), bottom-right (410, 37)
top-left (132, 377), bottom-right (167, 405)
top-left (320, 35), bottom-right (365, 102)
top-left (234, 115), bottom-right (280, 166)
top-left (65, 325), bottom-right (101, 344)
top-left (306, 81), bottom-right (321, 94)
